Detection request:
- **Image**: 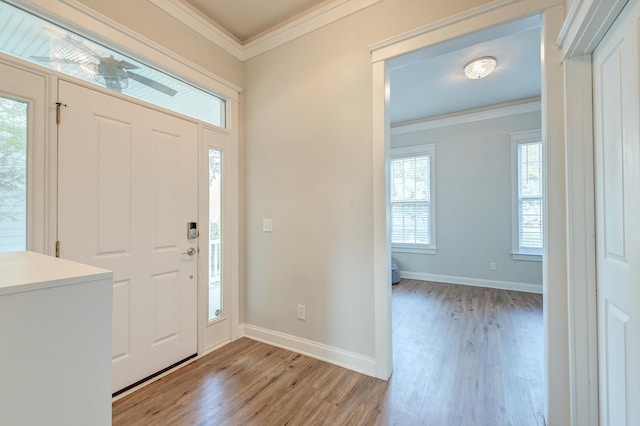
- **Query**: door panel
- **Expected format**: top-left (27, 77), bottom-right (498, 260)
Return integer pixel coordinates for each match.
top-left (57, 80), bottom-right (198, 393)
top-left (96, 116), bottom-right (131, 255)
top-left (593, 2), bottom-right (640, 424)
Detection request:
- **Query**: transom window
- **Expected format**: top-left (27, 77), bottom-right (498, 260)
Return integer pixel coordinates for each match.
top-left (511, 130), bottom-right (543, 259)
top-left (0, 0), bottom-right (225, 127)
top-left (390, 144), bottom-right (436, 254)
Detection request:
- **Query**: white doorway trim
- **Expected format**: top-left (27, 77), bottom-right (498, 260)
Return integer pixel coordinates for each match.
top-left (370, 1), bottom-right (568, 424)
top-left (558, 1), bottom-right (629, 425)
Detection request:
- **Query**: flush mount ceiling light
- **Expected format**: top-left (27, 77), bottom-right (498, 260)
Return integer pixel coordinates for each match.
top-left (464, 56), bottom-right (497, 80)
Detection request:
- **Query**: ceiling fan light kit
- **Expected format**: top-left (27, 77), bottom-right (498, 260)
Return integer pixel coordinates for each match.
top-left (464, 56), bottom-right (497, 79)
top-left (95, 56), bottom-right (137, 91)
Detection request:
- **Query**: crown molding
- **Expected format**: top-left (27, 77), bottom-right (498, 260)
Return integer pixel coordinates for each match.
top-left (147, 0), bottom-right (245, 59)
top-left (391, 98), bottom-right (541, 135)
top-left (149, 0), bottom-right (382, 61)
top-left (242, 0), bottom-right (382, 59)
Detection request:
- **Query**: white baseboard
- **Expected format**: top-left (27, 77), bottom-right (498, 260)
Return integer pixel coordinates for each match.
top-left (240, 323), bottom-right (377, 377)
top-left (399, 271), bottom-right (543, 294)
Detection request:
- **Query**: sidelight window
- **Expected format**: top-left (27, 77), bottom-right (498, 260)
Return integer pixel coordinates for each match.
top-left (208, 149), bottom-right (222, 321)
top-left (0, 96), bottom-right (27, 252)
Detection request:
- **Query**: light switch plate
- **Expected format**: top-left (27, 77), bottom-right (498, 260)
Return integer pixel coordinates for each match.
top-left (262, 218), bottom-right (273, 232)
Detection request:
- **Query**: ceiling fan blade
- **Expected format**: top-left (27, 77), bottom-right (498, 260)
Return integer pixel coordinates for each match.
top-left (127, 71), bottom-right (177, 97)
top-left (117, 60), bottom-right (139, 70)
top-left (43, 26), bottom-right (100, 59)
top-left (30, 55), bottom-right (84, 64)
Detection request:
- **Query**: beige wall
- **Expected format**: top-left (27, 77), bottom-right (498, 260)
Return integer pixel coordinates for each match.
top-left (38, 0), bottom-right (552, 364)
top-left (243, 0), bottom-right (493, 357)
top-left (75, 0), bottom-right (243, 88)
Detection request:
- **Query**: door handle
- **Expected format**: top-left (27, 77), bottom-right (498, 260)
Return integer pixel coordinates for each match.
top-left (183, 247), bottom-right (197, 256)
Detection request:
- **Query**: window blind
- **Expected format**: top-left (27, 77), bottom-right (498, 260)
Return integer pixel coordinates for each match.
top-left (391, 155), bottom-right (431, 245)
top-left (518, 142), bottom-right (543, 250)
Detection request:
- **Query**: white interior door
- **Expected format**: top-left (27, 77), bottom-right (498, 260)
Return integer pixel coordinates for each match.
top-left (593, 2), bottom-right (640, 424)
top-left (57, 80), bottom-right (198, 393)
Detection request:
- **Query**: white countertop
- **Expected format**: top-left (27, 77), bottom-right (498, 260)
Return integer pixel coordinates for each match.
top-left (0, 251), bottom-right (112, 296)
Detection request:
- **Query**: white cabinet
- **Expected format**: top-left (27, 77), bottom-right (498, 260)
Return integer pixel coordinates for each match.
top-left (0, 251), bottom-right (113, 426)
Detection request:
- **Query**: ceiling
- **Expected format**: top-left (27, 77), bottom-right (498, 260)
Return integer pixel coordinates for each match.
top-left (185, 0), bottom-right (330, 43)
top-left (389, 15), bottom-right (542, 125)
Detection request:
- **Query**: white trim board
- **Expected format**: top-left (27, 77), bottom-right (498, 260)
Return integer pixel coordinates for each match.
top-left (557, 0), bottom-right (628, 58)
top-left (147, 0), bottom-right (244, 59)
top-left (399, 271), bottom-right (543, 294)
top-left (149, 0), bottom-right (383, 61)
top-left (241, 324), bottom-right (376, 377)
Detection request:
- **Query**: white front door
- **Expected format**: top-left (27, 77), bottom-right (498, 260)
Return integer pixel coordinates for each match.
top-left (57, 80), bottom-right (198, 393)
top-left (593, 1), bottom-right (640, 424)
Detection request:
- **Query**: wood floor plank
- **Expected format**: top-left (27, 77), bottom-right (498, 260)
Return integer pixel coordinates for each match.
top-left (112, 279), bottom-right (543, 425)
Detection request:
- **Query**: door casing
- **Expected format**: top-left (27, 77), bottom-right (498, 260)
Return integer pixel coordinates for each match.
top-left (558, 0), bottom-right (631, 425)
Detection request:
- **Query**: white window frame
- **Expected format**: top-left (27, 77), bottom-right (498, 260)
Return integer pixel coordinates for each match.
top-left (390, 144), bottom-right (436, 255)
top-left (511, 129), bottom-right (543, 262)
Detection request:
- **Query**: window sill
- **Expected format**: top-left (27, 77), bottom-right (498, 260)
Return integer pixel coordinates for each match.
top-left (392, 246), bottom-right (437, 255)
top-left (511, 252), bottom-right (542, 262)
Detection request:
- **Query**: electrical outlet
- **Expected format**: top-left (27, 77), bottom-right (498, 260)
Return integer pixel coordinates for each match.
top-left (262, 218), bottom-right (273, 232)
top-left (297, 304), bottom-right (306, 321)
top-left (490, 262), bottom-right (497, 271)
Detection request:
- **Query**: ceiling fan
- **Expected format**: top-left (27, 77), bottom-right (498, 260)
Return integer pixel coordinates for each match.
top-left (32, 28), bottom-right (177, 96)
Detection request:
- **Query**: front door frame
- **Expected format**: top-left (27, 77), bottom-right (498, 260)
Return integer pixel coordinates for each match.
top-left (371, 0), bottom-right (568, 424)
top-left (4, 0), bottom-right (243, 353)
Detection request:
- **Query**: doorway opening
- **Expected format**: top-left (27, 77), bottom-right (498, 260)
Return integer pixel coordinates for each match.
top-left (372, 3), bottom-right (568, 422)
top-left (385, 15), bottom-right (545, 422)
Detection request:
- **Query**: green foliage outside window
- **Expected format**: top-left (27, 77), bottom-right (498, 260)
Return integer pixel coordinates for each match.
top-left (0, 97), bottom-right (27, 223)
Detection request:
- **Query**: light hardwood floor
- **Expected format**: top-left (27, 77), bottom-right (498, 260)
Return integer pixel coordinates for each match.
top-left (112, 279), bottom-right (544, 425)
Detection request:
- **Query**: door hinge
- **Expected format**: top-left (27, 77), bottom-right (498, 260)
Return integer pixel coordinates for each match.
top-left (55, 102), bottom-right (67, 125)
top-left (55, 240), bottom-right (60, 258)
